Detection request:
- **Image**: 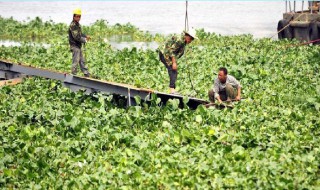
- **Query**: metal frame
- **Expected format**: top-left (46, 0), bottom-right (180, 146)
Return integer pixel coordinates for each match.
top-left (0, 60), bottom-right (208, 109)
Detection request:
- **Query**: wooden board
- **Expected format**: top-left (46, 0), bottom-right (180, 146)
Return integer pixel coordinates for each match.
top-left (0, 78), bottom-right (23, 87)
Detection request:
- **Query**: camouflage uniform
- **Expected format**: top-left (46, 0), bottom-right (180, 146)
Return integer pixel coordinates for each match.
top-left (68, 20), bottom-right (90, 77)
top-left (158, 33), bottom-right (186, 89)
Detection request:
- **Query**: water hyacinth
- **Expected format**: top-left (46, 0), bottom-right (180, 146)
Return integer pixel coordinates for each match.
top-left (0, 18), bottom-right (320, 189)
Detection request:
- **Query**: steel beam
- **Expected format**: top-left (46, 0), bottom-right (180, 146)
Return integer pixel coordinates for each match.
top-left (155, 91), bottom-right (208, 109)
top-left (0, 71), bottom-right (6, 79)
top-left (10, 64), bottom-right (66, 81)
top-left (0, 60), bottom-right (209, 109)
top-left (63, 75), bottom-right (152, 100)
top-left (0, 70), bottom-right (23, 80)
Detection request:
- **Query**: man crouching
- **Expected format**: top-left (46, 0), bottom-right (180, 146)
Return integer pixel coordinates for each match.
top-left (208, 67), bottom-right (241, 103)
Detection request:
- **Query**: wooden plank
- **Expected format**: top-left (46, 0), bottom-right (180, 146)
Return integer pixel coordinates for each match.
top-left (0, 78), bottom-right (23, 87)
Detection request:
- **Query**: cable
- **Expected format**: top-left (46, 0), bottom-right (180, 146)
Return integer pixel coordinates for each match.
top-left (184, 0), bottom-right (198, 97)
top-left (284, 38), bottom-right (320, 48)
top-left (185, 1), bottom-right (189, 32)
top-left (269, 13), bottom-right (305, 39)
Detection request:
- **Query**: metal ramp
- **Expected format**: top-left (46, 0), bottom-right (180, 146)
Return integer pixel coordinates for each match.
top-left (0, 60), bottom-right (209, 109)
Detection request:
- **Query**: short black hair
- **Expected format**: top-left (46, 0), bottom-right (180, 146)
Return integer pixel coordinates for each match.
top-left (219, 67), bottom-right (228, 75)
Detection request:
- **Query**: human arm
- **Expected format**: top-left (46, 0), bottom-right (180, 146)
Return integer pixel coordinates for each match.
top-left (216, 95), bottom-right (223, 104)
top-left (213, 80), bottom-right (222, 103)
top-left (176, 45), bottom-right (185, 58)
top-left (236, 87), bottom-right (241, 101)
top-left (70, 24), bottom-right (87, 43)
top-left (83, 34), bottom-right (91, 41)
top-left (166, 36), bottom-right (182, 70)
top-left (229, 75), bottom-right (241, 101)
top-left (172, 57), bottom-right (177, 70)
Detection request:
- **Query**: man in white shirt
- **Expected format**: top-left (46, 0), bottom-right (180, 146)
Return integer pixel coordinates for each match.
top-left (208, 67), bottom-right (241, 103)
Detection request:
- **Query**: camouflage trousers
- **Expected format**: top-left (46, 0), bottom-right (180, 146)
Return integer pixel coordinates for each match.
top-left (71, 46), bottom-right (90, 77)
top-left (208, 84), bottom-right (237, 102)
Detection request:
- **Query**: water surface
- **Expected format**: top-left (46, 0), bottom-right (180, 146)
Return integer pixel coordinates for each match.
top-left (0, 1), bottom-right (289, 38)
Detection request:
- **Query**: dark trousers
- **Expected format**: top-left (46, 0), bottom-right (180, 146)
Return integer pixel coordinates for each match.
top-left (159, 52), bottom-right (177, 88)
top-left (208, 89), bottom-right (227, 102)
top-left (208, 84), bottom-right (237, 102)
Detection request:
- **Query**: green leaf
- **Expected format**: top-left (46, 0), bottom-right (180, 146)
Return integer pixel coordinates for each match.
top-left (307, 97), bottom-right (316, 103)
top-left (195, 115), bottom-right (202, 123)
top-left (207, 129), bottom-right (215, 136)
top-left (315, 103), bottom-right (320, 111)
top-left (134, 96), bottom-right (141, 105)
top-left (162, 121), bottom-right (172, 128)
top-left (8, 125), bottom-right (15, 133)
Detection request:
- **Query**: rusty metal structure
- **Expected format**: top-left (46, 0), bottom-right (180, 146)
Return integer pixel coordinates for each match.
top-left (278, 1), bottom-right (320, 43)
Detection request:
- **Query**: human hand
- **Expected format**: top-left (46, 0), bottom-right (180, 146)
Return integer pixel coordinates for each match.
top-left (172, 62), bottom-right (177, 70)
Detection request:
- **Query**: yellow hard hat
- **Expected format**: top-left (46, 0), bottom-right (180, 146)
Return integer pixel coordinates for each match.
top-left (73, 8), bottom-right (82, 15)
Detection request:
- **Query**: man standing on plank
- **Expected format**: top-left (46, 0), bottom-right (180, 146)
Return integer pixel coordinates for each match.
top-left (158, 30), bottom-right (197, 94)
top-left (68, 8), bottom-right (91, 77)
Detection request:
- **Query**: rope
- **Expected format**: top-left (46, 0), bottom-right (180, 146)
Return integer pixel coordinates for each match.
top-left (185, 1), bottom-right (189, 32)
top-left (272, 11), bottom-right (320, 49)
top-left (284, 38), bottom-right (320, 48)
top-left (260, 37), bottom-right (320, 69)
top-left (184, 0), bottom-right (198, 96)
top-left (83, 42), bottom-right (87, 59)
top-left (269, 13), bottom-right (306, 39)
top-left (268, 12), bottom-right (320, 49)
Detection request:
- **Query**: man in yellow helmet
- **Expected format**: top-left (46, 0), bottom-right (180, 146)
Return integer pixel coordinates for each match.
top-left (68, 8), bottom-right (91, 77)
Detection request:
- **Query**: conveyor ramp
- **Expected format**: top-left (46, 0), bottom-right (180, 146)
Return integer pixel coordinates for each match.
top-left (0, 60), bottom-right (209, 109)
